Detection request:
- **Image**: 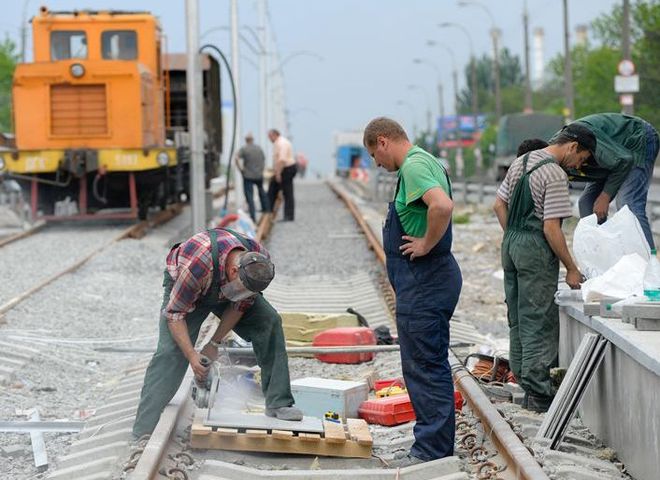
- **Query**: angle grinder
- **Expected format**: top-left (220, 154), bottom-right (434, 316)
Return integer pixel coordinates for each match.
top-left (191, 355), bottom-right (220, 408)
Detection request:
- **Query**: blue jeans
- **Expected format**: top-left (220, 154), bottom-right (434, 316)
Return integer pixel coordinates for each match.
top-left (578, 122), bottom-right (660, 249)
top-left (243, 177), bottom-right (269, 222)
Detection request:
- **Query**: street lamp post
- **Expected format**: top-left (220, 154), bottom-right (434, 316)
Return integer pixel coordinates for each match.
top-left (426, 42), bottom-right (459, 117)
top-left (438, 22), bottom-right (479, 138)
top-left (408, 84), bottom-right (432, 136)
top-left (458, 1), bottom-right (502, 123)
top-left (562, 0), bottom-right (575, 120)
top-left (396, 100), bottom-right (418, 139)
top-left (412, 58), bottom-right (445, 145)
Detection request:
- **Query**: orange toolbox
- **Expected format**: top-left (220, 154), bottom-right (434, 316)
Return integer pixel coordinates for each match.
top-left (358, 394), bottom-right (416, 426)
top-left (313, 327), bottom-right (376, 364)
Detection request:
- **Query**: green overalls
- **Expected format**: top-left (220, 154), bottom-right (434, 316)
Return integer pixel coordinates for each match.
top-left (501, 154), bottom-right (559, 410)
top-left (132, 229), bottom-right (294, 438)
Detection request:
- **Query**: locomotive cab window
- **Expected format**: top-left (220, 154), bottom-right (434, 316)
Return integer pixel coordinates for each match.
top-left (51, 31), bottom-right (87, 60)
top-left (102, 30), bottom-right (138, 60)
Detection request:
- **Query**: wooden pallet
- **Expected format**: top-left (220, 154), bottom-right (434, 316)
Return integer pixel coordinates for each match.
top-left (191, 410), bottom-right (373, 458)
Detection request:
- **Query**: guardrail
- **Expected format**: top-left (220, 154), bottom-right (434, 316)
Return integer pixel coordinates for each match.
top-left (365, 172), bottom-right (660, 230)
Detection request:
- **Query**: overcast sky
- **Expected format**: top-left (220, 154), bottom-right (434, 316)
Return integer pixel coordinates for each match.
top-left (5, 0), bottom-right (622, 175)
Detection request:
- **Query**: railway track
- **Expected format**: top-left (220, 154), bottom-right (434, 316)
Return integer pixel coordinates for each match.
top-left (5, 181), bottom-right (630, 480)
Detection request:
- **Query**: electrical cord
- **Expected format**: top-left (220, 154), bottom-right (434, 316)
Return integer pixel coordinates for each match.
top-left (199, 44), bottom-right (237, 214)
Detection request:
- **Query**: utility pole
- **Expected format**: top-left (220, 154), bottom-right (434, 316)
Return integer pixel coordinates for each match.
top-left (438, 82), bottom-right (445, 145)
top-left (230, 0), bottom-right (244, 207)
top-left (523, 2), bottom-right (533, 112)
top-left (185, 0), bottom-right (206, 232)
top-left (562, 0), bottom-right (575, 121)
top-left (258, 0), bottom-right (268, 145)
top-left (470, 57), bottom-right (479, 136)
top-left (621, 0), bottom-right (633, 115)
top-left (491, 28), bottom-right (502, 122)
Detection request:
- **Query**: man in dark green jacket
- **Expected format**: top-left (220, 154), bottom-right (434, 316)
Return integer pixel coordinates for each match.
top-left (558, 113), bottom-right (659, 248)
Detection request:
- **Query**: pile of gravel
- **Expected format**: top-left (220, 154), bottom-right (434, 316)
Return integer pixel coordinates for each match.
top-left (265, 181), bottom-right (380, 278)
top-left (0, 225), bottom-right (127, 305)
top-left (0, 229), bottom-right (172, 479)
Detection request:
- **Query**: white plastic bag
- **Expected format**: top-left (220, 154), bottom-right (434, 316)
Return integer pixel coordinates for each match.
top-left (572, 205), bottom-right (650, 279)
top-left (581, 253), bottom-right (646, 302)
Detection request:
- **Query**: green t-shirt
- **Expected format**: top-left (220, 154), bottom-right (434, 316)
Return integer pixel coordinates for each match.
top-left (395, 145), bottom-right (451, 237)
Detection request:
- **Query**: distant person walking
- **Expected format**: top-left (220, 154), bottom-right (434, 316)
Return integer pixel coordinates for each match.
top-left (235, 132), bottom-right (269, 222)
top-left (267, 129), bottom-right (297, 221)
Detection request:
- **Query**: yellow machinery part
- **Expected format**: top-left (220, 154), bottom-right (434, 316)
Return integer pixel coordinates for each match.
top-left (0, 148), bottom-right (177, 174)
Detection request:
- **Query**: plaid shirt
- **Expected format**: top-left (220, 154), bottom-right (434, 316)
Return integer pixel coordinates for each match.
top-left (164, 228), bottom-right (269, 323)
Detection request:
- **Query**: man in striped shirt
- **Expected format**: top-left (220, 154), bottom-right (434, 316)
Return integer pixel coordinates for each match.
top-left (493, 124), bottom-right (594, 413)
top-left (133, 227), bottom-right (302, 439)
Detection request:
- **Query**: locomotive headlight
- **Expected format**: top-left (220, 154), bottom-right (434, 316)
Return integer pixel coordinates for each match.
top-left (157, 152), bottom-right (170, 166)
top-left (70, 63), bottom-right (85, 78)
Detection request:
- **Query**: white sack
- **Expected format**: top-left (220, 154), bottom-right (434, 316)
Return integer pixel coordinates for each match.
top-left (581, 253), bottom-right (646, 302)
top-left (572, 205), bottom-right (650, 279)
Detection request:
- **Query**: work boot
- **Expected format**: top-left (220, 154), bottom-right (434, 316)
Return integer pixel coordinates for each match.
top-left (526, 394), bottom-right (553, 413)
top-left (387, 454), bottom-right (425, 468)
top-left (265, 406), bottom-right (303, 421)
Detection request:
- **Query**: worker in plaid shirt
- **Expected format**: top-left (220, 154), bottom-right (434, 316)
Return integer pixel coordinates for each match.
top-left (133, 227), bottom-right (302, 438)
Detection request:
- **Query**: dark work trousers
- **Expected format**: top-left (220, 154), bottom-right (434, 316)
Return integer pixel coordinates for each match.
top-left (132, 230), bottom-right (295, 438)
top-left (382, 180), bottom-right (462, 461)
top-left (243, 177), bottom-right (269, 222)
top-left (502, 154), bottom-right (559, 411)
top-left (267, 164), bottom-right (297, 220)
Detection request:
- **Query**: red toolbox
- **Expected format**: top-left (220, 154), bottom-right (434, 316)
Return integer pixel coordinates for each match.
top-left (313, 327), bottom-right (376, 364)
top-left (358, 394), bottom-right (416, 426)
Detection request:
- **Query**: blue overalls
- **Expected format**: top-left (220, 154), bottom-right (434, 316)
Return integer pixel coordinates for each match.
top-left (383, 180), bottom-right (462, 460)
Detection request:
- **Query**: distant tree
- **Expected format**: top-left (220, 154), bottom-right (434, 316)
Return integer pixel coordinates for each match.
top-left (457, 48), bottom-right (524, 116)
top-left (0, 37), bottom-right (18, 132)
top-left (538, 0), bottom-right (660, 127)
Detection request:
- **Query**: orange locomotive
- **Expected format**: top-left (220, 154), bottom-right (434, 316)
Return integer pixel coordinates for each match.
top-left (0, 7), bottom-right (222, 220)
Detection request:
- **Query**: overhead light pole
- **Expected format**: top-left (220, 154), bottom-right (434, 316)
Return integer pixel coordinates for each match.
top-left (439, 22), bottom-right (479, 135)
top-left (562, 0), bottom-right (575, 121)
top-left (407, 84), bottom-right (432, 135)
top-left (185, 0), bottom-right (206, 231)
top-left (458, 0), bottom-right (502, 122)
top-left (396, 99), bottom-right (418, 139)
top-left (412, 58), bottom-right (445, 145)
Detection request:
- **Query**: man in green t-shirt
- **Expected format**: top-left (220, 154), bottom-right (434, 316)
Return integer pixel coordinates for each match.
top-left (363, 117), bottom-right (462, 466)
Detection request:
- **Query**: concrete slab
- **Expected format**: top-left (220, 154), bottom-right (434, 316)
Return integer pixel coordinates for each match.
top-left (69, 428), bottom-right (131, 453)
top-left (198, 456), bottom-right (466, 479)
top-left (206, 408), bottom-right (324, 434)
top-left (46, 455), bottom-right (118, 479)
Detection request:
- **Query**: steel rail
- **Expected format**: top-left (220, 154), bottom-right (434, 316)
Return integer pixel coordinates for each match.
top-left (127, 198), bottom-right (278, 479)
top-left (0, 220), bottom-right (46, 249)
top-left (0, 204), bottom-right (183, 319)
top-left (333, 179), bottom-right (550, 480)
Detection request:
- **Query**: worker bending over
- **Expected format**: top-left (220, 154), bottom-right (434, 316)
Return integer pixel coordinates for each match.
top-left (493, 125), bottom-right (594, 412)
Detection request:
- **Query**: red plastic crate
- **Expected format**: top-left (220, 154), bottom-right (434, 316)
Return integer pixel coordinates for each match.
top-left (358, 394), bottom-right (416, 426)
top-left (313, 327), bottom-right (376, 364)
top-left (374, 378), bottom-right (405, 391)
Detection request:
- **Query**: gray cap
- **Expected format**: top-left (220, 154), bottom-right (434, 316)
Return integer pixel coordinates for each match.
top-left (238, 252), bottom-right (275, 292)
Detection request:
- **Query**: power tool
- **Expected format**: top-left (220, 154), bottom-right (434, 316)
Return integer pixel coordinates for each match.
top-left (191, 355), bottom-right (220, 408)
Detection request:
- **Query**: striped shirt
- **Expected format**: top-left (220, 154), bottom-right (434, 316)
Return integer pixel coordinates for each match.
top-left (496, 149), bottom-right (572, 221)
top-left (164, 228), bottom-right (269, 323)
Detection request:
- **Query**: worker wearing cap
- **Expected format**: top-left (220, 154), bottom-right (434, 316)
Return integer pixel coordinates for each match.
top-left (493, 124), bottom-right (594, 412)
top-left (364, 117), bottom-right (462, 466)
top-left (556, 113), bottom-right (660, 249)
top-left (133, 228), bottom-right (302, 439)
